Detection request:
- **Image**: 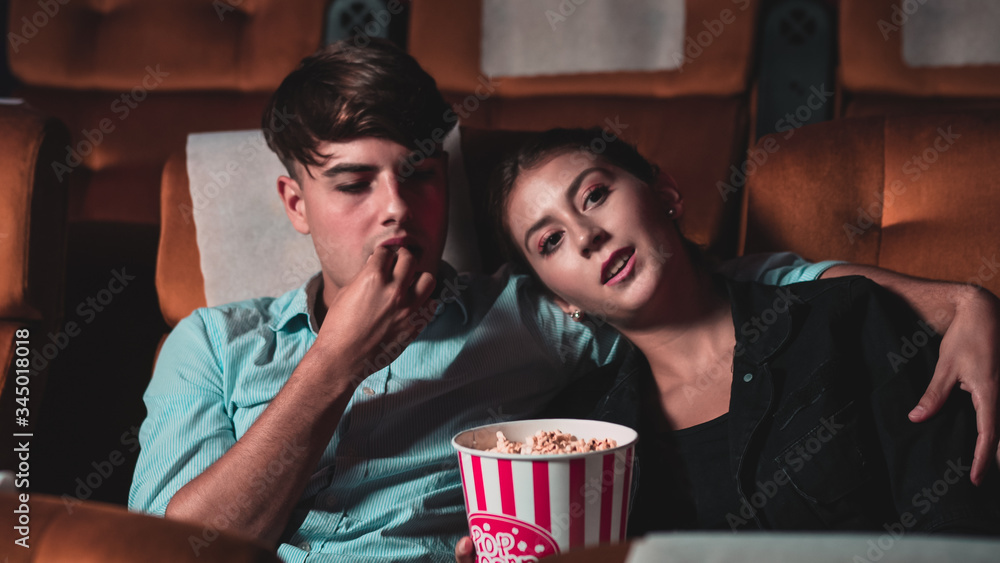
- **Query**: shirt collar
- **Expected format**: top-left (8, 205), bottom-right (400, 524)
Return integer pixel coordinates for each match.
top-left (268, 261), bottom-right (469, 334)
top-left (726, 276), bottom-right (799, 365)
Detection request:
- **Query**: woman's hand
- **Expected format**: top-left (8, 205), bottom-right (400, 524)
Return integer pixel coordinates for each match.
top-left (908, 285), bottom-right (1000, 486)
top-left (455, 536), bottom-right (475, 563)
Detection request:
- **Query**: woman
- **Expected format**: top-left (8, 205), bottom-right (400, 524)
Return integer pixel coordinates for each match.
top-left (471, 127), bottom-right (999, 545)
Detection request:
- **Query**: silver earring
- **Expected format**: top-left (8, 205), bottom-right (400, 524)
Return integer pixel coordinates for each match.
top-left (667, 208), bottom-right (675, 217)
top-left (570, 310), bottom-right (582, 321)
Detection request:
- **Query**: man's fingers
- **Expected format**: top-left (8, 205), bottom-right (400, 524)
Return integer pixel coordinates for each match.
top-left (970, 387), bottom-right (999, 486)
top-left (454, 536), bottom-right (475, 563)
top-left (909, 366), bottom-right (953, 422)
top-left (412, 271), bottom-right (436, 306)
top-left (369, 245), bottom-right (398, 280)
top-left (392, 246), bottom-right (419, 286)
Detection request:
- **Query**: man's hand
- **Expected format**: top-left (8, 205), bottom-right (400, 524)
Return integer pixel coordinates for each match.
top-left (821, 264), bottom-right (1000, 485)
top-left (315, 246), bottom-right (436, 383)
top-left (908, 285), bottom-right (1000, 485)
top-left (164, 247), bottom-right (436, 545)
top-left (455, 536), bottom-right (475, 563)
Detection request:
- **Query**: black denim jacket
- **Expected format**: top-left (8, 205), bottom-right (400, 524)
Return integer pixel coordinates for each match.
top-left (546, 276), bottom-right (1000, 534)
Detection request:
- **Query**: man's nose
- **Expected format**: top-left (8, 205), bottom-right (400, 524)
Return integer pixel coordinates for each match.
top-left (379, 175), bottom-right (412, 224)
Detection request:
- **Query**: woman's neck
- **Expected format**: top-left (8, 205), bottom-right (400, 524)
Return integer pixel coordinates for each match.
top-left (618, 269), bottom-right (736, 429)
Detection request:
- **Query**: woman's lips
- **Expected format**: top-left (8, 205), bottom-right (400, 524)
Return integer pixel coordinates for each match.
top-left (602, 247), bottom-right (636, 285)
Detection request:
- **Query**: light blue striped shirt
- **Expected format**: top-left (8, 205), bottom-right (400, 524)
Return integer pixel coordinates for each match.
top-left (129, 255), bottom-right (837, 562)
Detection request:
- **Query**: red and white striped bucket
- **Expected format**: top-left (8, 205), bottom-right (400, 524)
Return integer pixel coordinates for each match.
top-left (452, 419), bottom-right (638, 561)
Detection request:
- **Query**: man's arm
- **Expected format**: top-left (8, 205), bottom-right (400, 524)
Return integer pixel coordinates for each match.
top-left (821, 263), bottom-right (1000, 486)
top-left (159, 247), bottom-right (435, 547)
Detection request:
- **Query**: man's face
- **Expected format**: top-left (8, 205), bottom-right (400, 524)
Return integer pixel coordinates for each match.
top-left (279, 137), bottom-right (449, 293)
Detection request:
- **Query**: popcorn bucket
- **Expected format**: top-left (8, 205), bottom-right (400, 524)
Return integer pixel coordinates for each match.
top-left (452, 419), bottom-right (638, 561)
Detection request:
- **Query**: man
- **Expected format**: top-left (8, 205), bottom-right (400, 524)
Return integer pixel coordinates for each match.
top-left (130, 40), bottom-right (1000, 562)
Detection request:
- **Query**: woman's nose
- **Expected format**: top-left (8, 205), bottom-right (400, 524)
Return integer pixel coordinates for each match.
top-left (578, 227), bottom-right (609, 258)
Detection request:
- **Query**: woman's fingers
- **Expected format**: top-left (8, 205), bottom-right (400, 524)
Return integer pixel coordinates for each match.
top-left (454, 536), bottom-right (475, 563)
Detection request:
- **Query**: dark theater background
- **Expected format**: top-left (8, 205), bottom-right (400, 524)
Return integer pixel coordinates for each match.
top-left (1, 0), bottom-right (999, 561)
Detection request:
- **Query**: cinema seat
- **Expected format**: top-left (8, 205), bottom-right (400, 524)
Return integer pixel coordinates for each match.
top-left (409, 0), bottom-right (763, 258)
top-left (0, 104), bottom-right (69, 471)
top-left (7, 0), bottom-right (328, 225)
top-left (741, 111), bottom-right (1000, 297)
top-left (838, 0), bottom-right (1000, 118)
top-left (0, 492), bottom-right (281, 563)
top-left (4, 0), bottom-right (329, 507)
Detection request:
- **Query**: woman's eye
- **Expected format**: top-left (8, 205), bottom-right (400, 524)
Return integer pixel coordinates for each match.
top-left (584, 185), bottom-right (609, 208)
top-left (539, 232), bottom-right (564, 255)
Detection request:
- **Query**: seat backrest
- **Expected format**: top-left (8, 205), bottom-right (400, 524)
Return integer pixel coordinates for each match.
top-left (410, 0), bottom-right (760, 99)
top-left (8, 0), bottom-right (326, 92)
top-left (0, 103), bottom-right (69, 465)
top-left (0, 491), bottom-right (282, 563)
top-left (742, 111), bottom-right (1000, 296)
top-left (839, 0), bottom-right (1000, 117)
top-left (8, 0), bottom-right (328, 225)
top-left (409, 0), bottom-right (763, 258)
top-left (0, 103), bottom-right (69, 325)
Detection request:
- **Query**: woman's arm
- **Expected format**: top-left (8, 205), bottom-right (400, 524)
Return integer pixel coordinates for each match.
top-left (823, 263), bottom-right (1000, 485)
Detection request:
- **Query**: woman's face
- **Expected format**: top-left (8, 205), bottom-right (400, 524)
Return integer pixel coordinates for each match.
top-left (506, 150), bottom-right (688, 327)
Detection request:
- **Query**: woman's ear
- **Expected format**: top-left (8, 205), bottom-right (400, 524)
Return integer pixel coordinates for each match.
top-left (651, 170), bottom-right (684, 219)
top-left (551, 294), bottom-right (580, 318)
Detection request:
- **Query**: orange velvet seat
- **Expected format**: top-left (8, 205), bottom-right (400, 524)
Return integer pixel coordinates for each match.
top-left (742, 111), bottom-right (1000, 296)
top-left (8, 0), bottom-right (329, 225)
top-left (0, 103), bottom-right (69, 470)
top-left (0, 492), bottom-right (281, 563)
top-left (838, 0), bottom-right (1000, 118)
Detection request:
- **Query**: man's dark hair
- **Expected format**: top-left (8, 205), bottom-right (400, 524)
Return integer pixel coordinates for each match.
top-left (262, 39), bottom-right (453, 180)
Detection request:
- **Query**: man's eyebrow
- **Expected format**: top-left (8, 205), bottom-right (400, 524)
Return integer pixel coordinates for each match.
top-left (321, 163), bottom-right (377, 178)
top-left (522, 167), bottom-right (603, 253)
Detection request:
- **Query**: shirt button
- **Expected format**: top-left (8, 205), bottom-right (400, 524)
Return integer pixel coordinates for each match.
top-left (299, 542), bottom-right (311, 552)
top-left (743, 373), bottom-right (753, 382)
top-left (362, 386), bottom-right (376, 396)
